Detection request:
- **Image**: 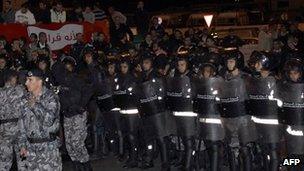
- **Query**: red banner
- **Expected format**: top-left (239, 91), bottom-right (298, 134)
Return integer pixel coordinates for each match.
top-left (0, 20), bottom-right (110, 46)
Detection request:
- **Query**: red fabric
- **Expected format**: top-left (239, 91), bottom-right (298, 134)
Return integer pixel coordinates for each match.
top-left (0, 21), bottom-right (110, 44)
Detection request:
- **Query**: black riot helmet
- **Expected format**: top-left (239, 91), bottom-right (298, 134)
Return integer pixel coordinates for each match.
top-left (200, 62), bottom-right (217, 78)
top-left (284, 58), bottom-right (303, 82)
top-left (176, 46), bottom-right (189, 58)
top-left (176, 56), bottom-right (190, 75)
top-left (223, 50), bottom-right (244, 72)
top-left (62, 56), bottom-right (77, 72)
top-left (119, 58), bottom-right (133, 75)
top-left (141, 51), bottom-right (155, 71)
top-left (106, 48), bottom-right (119, 59)
top-left (206, 52), bottom-right (221, 68)
top-left (3, 69), bottom-right (18, 84)
top-left (251, 51), bottom-right (273, 72)
top-left (247, 50), bottom-right (260, 70)
top-left (37, 56), bottom-right (50, 70)
top-left (82, 45), bottom-right (96, 64)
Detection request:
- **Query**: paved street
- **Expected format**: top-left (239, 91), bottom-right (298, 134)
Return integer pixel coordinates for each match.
top-left (63, 156), bottom-right (163, 171)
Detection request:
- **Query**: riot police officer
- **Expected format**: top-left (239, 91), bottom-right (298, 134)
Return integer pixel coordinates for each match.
top-left (278, 58), bottom-right (304, 170)
top-left (106, 58), bottom-right (125, 160)
top-left (36, 56), bottom-right (55, 89)
top-left (113, 59), bottom-right (140, 168)
top-left (219, 50), bottom-right (257, 171)
top-left (246, 51), bottom-right (280, 171)
top-left (193, 60), bottom-right (225, 171)
top-left (58, 57), bottom-right (93, 171)
top-left (82, 48), bottom-right (109, 160)
top-left (137, 54), bottom-right (171, 170)
top-left (166, 54), bottom-right (197, 170)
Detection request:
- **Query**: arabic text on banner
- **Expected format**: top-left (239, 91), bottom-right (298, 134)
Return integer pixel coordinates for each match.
top-left (27, 24), bottom-right (84, 50)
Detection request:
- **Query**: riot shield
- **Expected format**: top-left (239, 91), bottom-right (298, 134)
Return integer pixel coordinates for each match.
top-left (112, 75), bottom-right (138, 110)
top-left (166, 76), bottom-right (193, 112)
top-left (96, 78), bottom-right (115, 112)
top-left (112, 76), bottom-right (127, 109)
top-left (278, 82), bottom-right (304, 126)
top-left (246, 76), bottom-right (278, 118)
top-left (138, 78), bottom-right (166, 117)
top-left (194, 77), bottom-right (222, 116)
top-left (218, 76), bottom-right (247, 118)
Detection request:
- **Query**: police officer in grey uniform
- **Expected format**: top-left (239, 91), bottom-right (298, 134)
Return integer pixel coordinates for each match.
top-left (0, 70), bottom-right (26, 171)
top-left (219, 50), bottom-right (257, 171)
top-left (18, 69), bottom-right (62, 171)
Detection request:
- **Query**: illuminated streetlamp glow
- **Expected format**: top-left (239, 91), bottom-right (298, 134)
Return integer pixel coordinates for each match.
top-left (204, 14), bottom-right (213, 27)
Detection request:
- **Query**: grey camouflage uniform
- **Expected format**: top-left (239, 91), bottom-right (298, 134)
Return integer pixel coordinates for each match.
top-left (0, 85), bottom-right (26, 171)
top-left (18, 86), bottom-right (62, 171)
top-left (64, 112), bottom-right (90, 163)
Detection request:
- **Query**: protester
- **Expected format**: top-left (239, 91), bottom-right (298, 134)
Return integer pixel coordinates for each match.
top-left (68, 5), bottom-right (84, 22)
top-left (134, 1), bottom-right (149, 35)
top-left (83, 6), bottom-right (95, 23)
top-left (35, 1), bottom-right (51, 24)
top-left (1, 0), bottom-right (15, 23)
top-left (93, 2), bottom-right (107, 21)
top-left (50, 2), bottom-right (66, 23)
top-left (108, 6), bottom-right (127, 24)
top-left (15, 2), bottom-right (36, 25)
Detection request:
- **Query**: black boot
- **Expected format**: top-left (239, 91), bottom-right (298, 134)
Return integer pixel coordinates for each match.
top-left (208, 142), bottom-right (221, 171)
top-left (80, 161), bottom-right (93, 171)
top-left (90, 125), bottom-right (102, 161)
top-left (174, 137), bottom-right (184, 167)
top-left (140, 141), bottom-right (155, 169)
top-left (123, 134), bottom-right (138, 168)
top-left (161, 163), bottom-right (171, 171)
top-left (72, 161), bottom-right (81, 171)
top-left (265, 143), bottom-right (279, 171)
top-left (240, 145), bottom-right (252, 171)
top-left (101, 131), bottom-right (109, 157)
top-left (117, 130), bottom-right (124, 160)
top-left (184, 138), bottom-right (194, 170)
top-left (228, 147), bottom-right (239, 171)
top-left (158, 137), bottom-right (170, 169)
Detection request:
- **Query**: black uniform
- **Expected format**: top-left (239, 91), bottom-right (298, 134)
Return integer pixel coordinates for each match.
top-left (193, 76), bottom-right (225, 171)
top-left (278, 81), bottom-right (304, 155)
top-left (166, 73), bottom-right (197, 169)
top-left (246, 75), bottom-right (280, 171)
top-left (137, 69), bottom-right (171, 169)
top-left (219, 72), bottom-right (257, 171)
top-left (57, 69), bottom-right (93, 170)
top-left (83, 61), bottom-right (111, 159)
top-left (113, 72), bottom-right (140, 168)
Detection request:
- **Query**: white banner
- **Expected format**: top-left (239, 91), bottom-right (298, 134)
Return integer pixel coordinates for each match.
top-left (27, 24), bottom-right (83, 50)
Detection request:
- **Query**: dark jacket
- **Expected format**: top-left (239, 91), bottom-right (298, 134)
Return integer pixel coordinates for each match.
top-left (110, 23), bottom-right (134, 46)
top-left (35, 9), bottom-right (51, 23)
top-left (58, 70), bottom-right (93, 117)
top-left (134, 8), bottom-right (149, 35)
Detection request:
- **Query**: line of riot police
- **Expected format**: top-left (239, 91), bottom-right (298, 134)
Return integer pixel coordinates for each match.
top-left (93, 44), bottom-right (304, 171)
top-left (2, 41), bottom-right (304, 171)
